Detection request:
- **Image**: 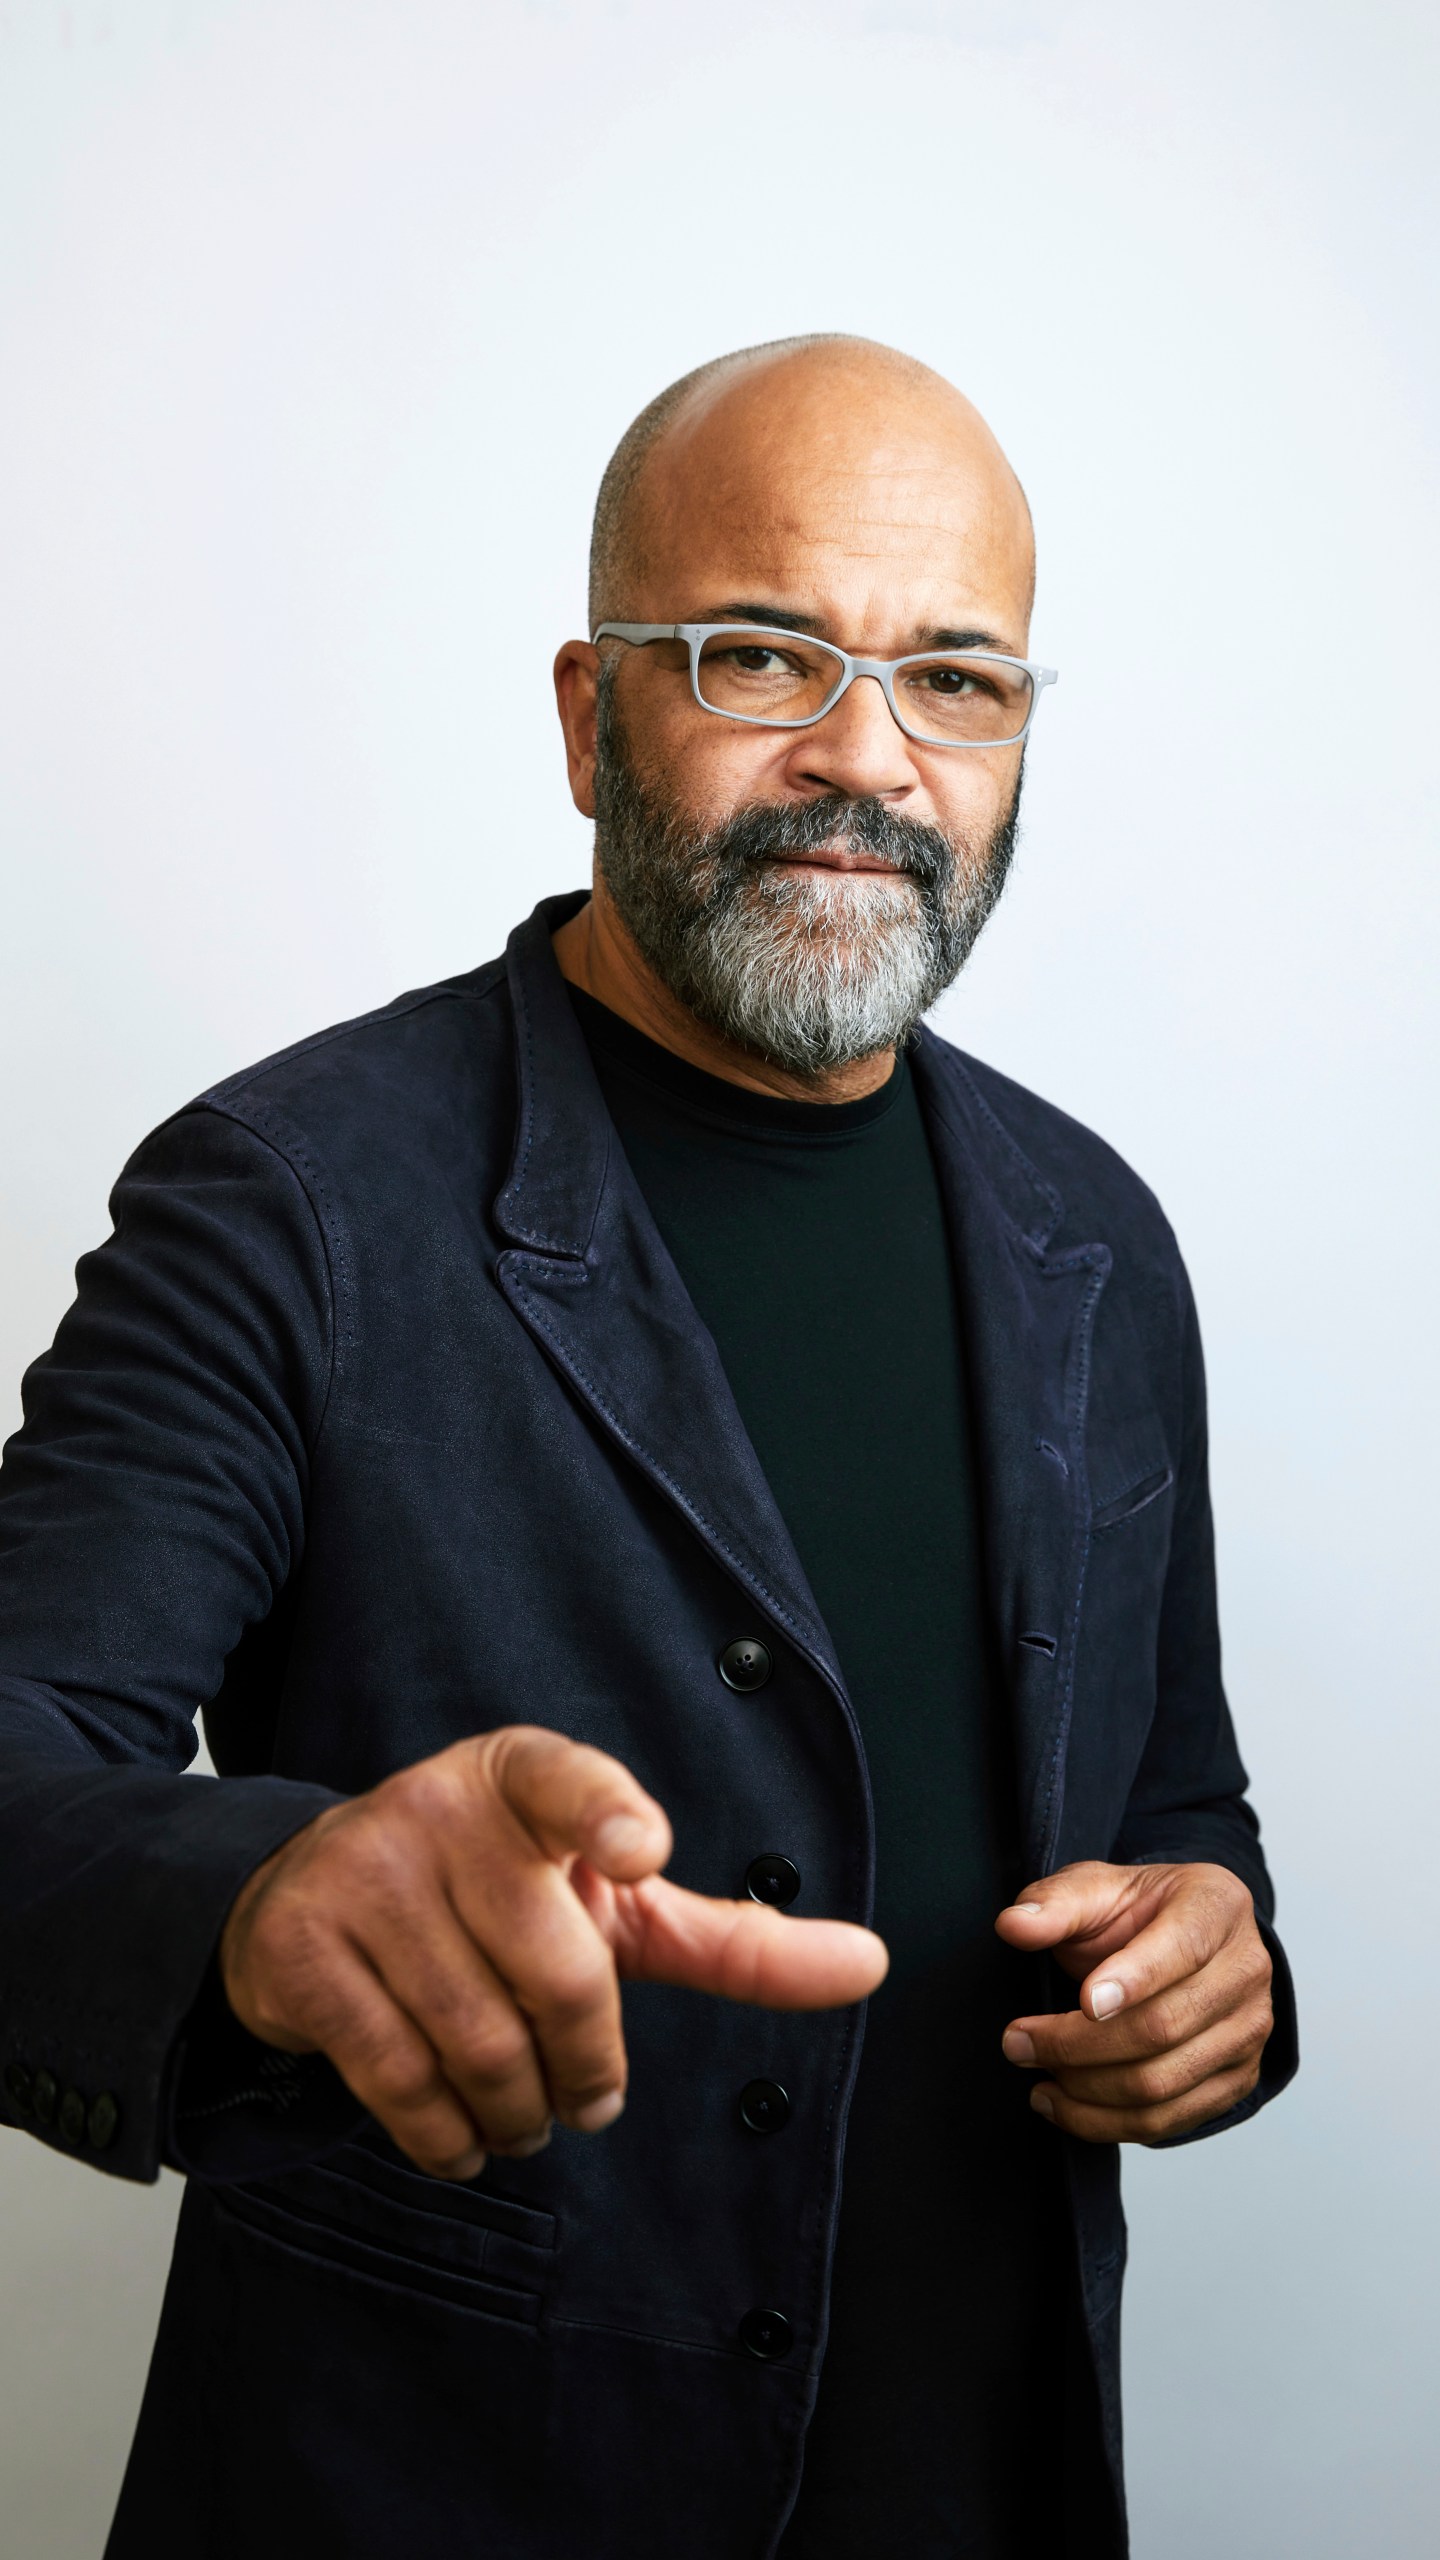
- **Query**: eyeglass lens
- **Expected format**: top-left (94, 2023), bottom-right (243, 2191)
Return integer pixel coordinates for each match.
top-left (694, 629), bottom-right (1033, 744)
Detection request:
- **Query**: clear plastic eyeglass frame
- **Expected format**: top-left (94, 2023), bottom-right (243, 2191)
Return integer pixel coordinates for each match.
top-left (593, 622), bottom-right (1058, 749)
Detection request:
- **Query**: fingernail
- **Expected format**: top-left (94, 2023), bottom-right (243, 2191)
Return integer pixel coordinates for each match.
top-left (1031, 2088), bottom-right (1056, 2122)
top-left (498, 2128), bottom-right (552, 2160)
top-left (1003, 2029), bottom-right (1038, 2067)
top-left (1009, 1902), bottom-right (1046, 1916)
top-left (593, 1814), bottom-right (651, 1866)
top-left (573, 2089), bottom-right (625, 2134)
top-left (1091, 1980), bottom-right (1126, 2019)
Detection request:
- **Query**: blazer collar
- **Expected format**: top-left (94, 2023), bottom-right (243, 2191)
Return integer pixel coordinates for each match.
top-left (493, 890), bottom-right (610, 1259)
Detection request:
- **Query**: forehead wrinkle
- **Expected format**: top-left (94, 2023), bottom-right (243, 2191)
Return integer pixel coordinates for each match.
top-left (673, 460), bottom-right (1004, 521)
top-left (666, 499), bottom-right (1019, 567)
top-left (661, 475), bottom-right (1029, 574)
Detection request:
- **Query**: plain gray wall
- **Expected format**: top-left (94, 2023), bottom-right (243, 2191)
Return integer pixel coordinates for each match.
top-left (2, 1), bottom-right (1436, 2550)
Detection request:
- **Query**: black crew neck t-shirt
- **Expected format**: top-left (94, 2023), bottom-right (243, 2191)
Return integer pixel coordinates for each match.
top-left (568, 987), bottom-right (1067, 2557)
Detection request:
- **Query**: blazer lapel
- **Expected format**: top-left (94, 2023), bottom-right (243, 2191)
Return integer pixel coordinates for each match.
top-left (492, 901), bottom-right (1108, 1877)
top-left (911, 1033), bottom-right (1110, 1877)
top-left (492, 898), bottom-right (850, 1710)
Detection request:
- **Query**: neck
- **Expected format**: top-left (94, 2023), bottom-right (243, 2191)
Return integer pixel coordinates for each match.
top-left (550, 876), bottom-right (897, 1105)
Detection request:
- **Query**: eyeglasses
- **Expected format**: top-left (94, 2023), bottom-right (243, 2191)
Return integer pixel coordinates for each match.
top-left (593, 622), bottom-right (1057, 750)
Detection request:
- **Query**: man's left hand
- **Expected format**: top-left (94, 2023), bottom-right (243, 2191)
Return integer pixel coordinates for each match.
top-left (994, 1861), bottom-right (1274, 2144)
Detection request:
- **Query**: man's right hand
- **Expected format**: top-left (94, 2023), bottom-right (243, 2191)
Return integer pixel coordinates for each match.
top-left (220, 1726), bottom-right (887, 2181)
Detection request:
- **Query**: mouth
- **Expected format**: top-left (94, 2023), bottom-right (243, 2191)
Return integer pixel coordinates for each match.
top-left (766, 846), bottom-right (908, 879)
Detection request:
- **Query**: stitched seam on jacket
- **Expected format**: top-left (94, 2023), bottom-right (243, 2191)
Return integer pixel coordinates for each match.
top-left (202, 969), bottom-right (507, 1110)
top-left (500, 958), bottom-right (591, 1256)
top-left (549, 2313), bottom-right (750, 2363)
top-left (199, 1101), bottom-right (344, 1444)
top-left (1038, 1251), bottom-right (1110, 1865)
top-left (946, 1050), bottom-right (1065, 1242)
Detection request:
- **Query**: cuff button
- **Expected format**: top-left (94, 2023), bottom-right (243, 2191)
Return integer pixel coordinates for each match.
top-left (88, 2092), bottom-right (120, 2152)
top-left (32, 2069), bottom-right (58, 2130)
top-left (3, 2062), bottom-right (33, 2117)
top-left (58, 2087), bottom-right (87, 2146)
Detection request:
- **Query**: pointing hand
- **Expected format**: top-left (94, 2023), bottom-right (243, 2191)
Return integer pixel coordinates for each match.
top-left (221, 1726), bottom-right (887, 2179)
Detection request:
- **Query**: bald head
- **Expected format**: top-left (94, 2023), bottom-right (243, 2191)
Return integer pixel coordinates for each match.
top-left (587, 334), bottom-right (1034, 636)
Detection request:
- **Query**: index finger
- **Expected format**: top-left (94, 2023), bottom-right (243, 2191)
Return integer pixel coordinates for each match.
top-left (594, 1872), bottom-right (889, 2010)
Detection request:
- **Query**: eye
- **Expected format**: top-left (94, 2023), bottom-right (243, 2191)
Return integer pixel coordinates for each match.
top-left (921, 664), bottom-right (979, 695)
top-left (723, 644), bottom-right (791, 673)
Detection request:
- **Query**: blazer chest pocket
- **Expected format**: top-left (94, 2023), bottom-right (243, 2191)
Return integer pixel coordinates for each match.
top-left (1089, 1464), bottom-right (1174, 1534)
top-left (220, 2140), bottom-right (556, 2324)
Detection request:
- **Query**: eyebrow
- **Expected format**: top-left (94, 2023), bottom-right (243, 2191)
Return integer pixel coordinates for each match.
top-left (700, 602), bottom-right (1015, 655)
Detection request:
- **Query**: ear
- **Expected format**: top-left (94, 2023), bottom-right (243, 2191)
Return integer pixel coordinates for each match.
top-left (554, 641), bottom-right (601, 817)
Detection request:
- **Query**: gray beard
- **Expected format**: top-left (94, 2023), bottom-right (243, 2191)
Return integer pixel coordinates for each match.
top-left (592, 665), bottom-right (1020, 1079)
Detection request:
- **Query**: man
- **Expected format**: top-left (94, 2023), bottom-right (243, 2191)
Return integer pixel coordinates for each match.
top-left (0, 335), bottom-right (1293, 2559)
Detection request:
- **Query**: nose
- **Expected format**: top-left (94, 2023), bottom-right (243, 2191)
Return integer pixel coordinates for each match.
top-left (786, 670), bottom-right (920, 802)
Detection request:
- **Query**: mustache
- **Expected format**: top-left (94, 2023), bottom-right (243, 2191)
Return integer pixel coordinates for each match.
top-left (685, 792), bottom-right (957, 892)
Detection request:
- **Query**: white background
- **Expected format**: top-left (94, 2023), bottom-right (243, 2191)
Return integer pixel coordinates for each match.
top-left (1, 2), bottom-right (1436, 2550)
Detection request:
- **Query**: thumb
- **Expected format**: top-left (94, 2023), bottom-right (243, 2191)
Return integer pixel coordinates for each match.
top-left (480, 1727), bottom-right (673, 1881)
top-left (995, 1861), bottom-right (1161, 1984)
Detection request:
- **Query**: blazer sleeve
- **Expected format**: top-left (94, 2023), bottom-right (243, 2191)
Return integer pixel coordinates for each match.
top-left (0, 1106), bottom-right (357, 2185)
top-left (1108, 1260), bottom-right (1298, 2137)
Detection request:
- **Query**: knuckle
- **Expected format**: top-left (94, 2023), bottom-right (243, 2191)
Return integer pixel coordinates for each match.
top-left (1134, 1993), bottom-right (1187, 2053)
top-left (247, 1878), bottom-right (322, 1963)
top-left (550, 2057), bottom-right (624, 2112)
top-left (484, 1724), bottom-right (573, 1797)
top-left (1177, 1912), bottom-right (1220, 1975)
top-left (366, 2043), bottom-right (443, 2113)
top-left (1134, 2097), bottom-right (1182, 2144)
top-left (402, 2131), bottom-right (484, 2180)
top-left (538, 1953), bottom-right (615, 2029)
top-left (243, 1913), bottom-right (340, 2036)
top-left (1201, 1862), bottom-right (1247, 1911)
top-left (349, 1820), bottom-right (427, 1905)
top-left (546, 2035), bottom-right (627, 2107)
top-left (1247, 1944), bottom-right (1275, 1999)
top-left (1228, 1996), bottom-right (1272, 2063)
top-left (449, 2017), bottom-right (536, 2089)
top-left (1131, 2055), bottom-right (1180, 2105)
top-left (392, 1756), bottom-right (463, 1830)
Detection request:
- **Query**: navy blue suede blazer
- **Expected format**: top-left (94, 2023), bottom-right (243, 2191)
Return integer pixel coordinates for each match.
top-left (0, 893), bottom-right (1295, 2559)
